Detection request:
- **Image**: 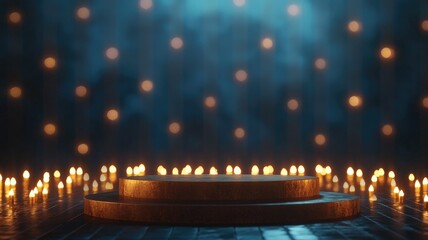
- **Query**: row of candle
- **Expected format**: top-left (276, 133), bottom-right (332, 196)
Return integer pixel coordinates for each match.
top-left (1, 164), bottom-right (427, 209)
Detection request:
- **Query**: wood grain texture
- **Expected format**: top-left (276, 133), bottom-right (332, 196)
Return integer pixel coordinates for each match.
top-left (119, 175), bottom-right (320, 202)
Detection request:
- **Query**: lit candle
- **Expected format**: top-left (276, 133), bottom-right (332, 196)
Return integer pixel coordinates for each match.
top-left (138, 164), bottom-right (145, 174)
top-left (10, 177), bottom-right (17, 187)
top-left (109, 165), bottom-right (117, 173)
top-left (126, 167), bottom-right (133, 176)
top-left (172, 167), bottom-right (179, 175)
top-left (289, 165), bottom-right (297, 175)
top-left (408, 173), bottom-right (415, 182)
top-left (369, 194), bottom-right (377, 202)
top-left (42, 187), bottom-right (48, 196)
top-left (371, 175), bottom-right (378, 183)
top-left (368, 184), bottom-right (374, 195)
top-left (92, 180), bottom-right (98, 191)
top-left (209, 167), bottom-right (218, 175)
top-left (43, 172), bottom-right (50, 179)
top-left (267, 165), bottom-right (274, 175)
top-left (280, 168), bottom-right (288, 176)
top-left (8, 189), bottom-right (14, 203)
top-left (424, 194), bottom-right (428, 209)
top-left (133, 166), bottom-right (140, 176)
top-left (251, 165), bottom-right (259, 175)
top-left (349, 185), bottom-right (355, 193)
top-left (101, 165), bottom-right (108, 173)
top-left (262, 166), bottom-right (269, 175)
top-left (378, 168), bottom-right (385, 177)
top-left (54, 170), bottom-right (61, 178)
top-left (325, 166), bottom-right (332, 175)
top-left (76, 167), bottom-right (83, 175)
top-left (393, 186), bottom-right (399, 200)
top-left (29, 190), bottom-right (35, 203)
top-left (83, 173), bottom-right (90, 181)
top-left (182, 165), bottom-right (192, 175)
top-left (356, 169), bottom-right (363, 178)
top-left (225, 165), bottom-right (233, 175)
top-left (5, 177), bottom-right (11, 187)
top-left (157, 165), bottom-right (167, 175)
top-left (343, 182), bottom-right (349, 193)
top-left (415, 180), bottom-right (421, 188)
top-left (33, 187), bottom-right (38, 195)
top-left (233, 166), bottom-right (242, 175)
top-left (105, 182), bottom-right (113, 190)
top-left (100, 174), bottom-right (107, 182)
top-left (315, 164), bottom-right (323, 174)
top-left (69, 167), bottom-right (76, 175)
top-left (23, 170), bottom-right (30, 179)
top-left (399, 190), bottom-right (404, 204)
top-left (83, 183), bottom-right (89, 192)
top-left (359, 179), bottom-right (366, 191)
top-left (332, 175), bottom-right (339, 183)
top-left (388, 171), bottom-right (395, 179)
top-left (66, 176), bottom-right (72, 184)
top-left (58, 181), bottom-right (64, 189)
top-left (194, 166), bottom-right (204, 175)
top-left (297, 165), bottom-right (305, 176)
top-left (346, 167), bottom-right (354, 176)
top-left (0, 173), bottom-right (2, 182)
top-left (37, 180), bottom-right (43, 189)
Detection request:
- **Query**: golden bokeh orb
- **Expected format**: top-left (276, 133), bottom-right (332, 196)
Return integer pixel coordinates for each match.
top-left (170, 37), bottom-right (183, 49)
top-left (348, 95), bottom-right (362, 108)
top-left (106, 109), bottom-right (119, 121)
top-left (8, 11), bottom-right (22, 24)
top-left (44, 123), bottom-right (56, 136)
top-left (140, 79), bottom-right (154, 92)
top-left (261, 37), bottom-right (273, 50)
top-left (76, 7), bottom-right (90, 20)
top-left (75, 85), bottom-right (88, 98)
top-left (77, 143), bottom-right (89, 155)
top-left (422, 97), bottom-right (428, 108)
top-left (234, 127), bottom-right (245, 139)
top-left (287, 99), bottom-right (299, 111)
top-left (421, 20), bottom-right (428, 31)
top-left (204, 96), bottom-right (216, 108)
top-left (43, 57), bottom-right (57, 69)
top-left (287, 4), bottom-right (300, 16)
top-left (314, 134), bottom-right (326, 146)
top-left (380, 47), bottom-right (394, 59)
top-left (9, 86), bottom-right (22, 99)
top-left (105, 47), bottom-right (119, 60)
top-left (382, 124), bottom-right (393, 136)
top-left (139, 0), bottom-right (153, 10)
top-left (348, 21), bottom-right (361, 33)
top-left (314, 58), bottom-right (327, 70)
top-left (169, 122), bottom-right (181, 134)
top-left (235, 69), bottom-right (248, 82)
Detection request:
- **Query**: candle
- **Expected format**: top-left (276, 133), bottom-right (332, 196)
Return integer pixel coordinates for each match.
top-left (356, 169), bottom-right (363, 178)
top-left (233, 166), bottom-right (242, 175)
top-left (157, 165), bottom-right (167, 175)
top-left (343, 182), bottom-right (349, 192)
top-left (76, 167), bottom-right (83, 176)
top-left (100, 174), bottom-right (107, 182)
top-left (368, 184), bottom-right (374, 196)
top-left (58, 181), bottom-right (64, 189)
top-left (369, 194), bottom-right (377, 202)
top-left (138, 164), bottom-right (145, 174)
top-left (408, 173), bottom-right (415, 182)
top-left (390, 179), bottom-right (396, 188)
top-left (225, 165), bottom-right (233, 175)
top-left (101, 165), bottom-right (108, 173)
top-left (315, 164), bottom-right (323, 174)
top-left (280, 168), bottom-right (288, 176)
top-left (325, 166), bottom-right (332, 175)
top-left (349, 185), bottom-right (356, 193)
top-left (388, 171), bottom-right (395, 179)
top-left (23, 170), bottom-right (30, 179)
top-left (8, 189), bottom-right (14, 203)
top-left (29, 190), bottom-right (35, 203)
top-left (182, 165), bottom-right (192, 175)
top-left (92, 180), bottom-right (98, 192)
top-left (172, 167), bottom-right (179, 175)
top-left (0, 174), bottom-right (2, 182)
top-left (332, 175), bottom-right (338, 183)
top-left (109, 165), bottom-right (117, 174)
top-left (33, 187), bottom-right (38, 195)
top-left (10, 177), bottom-right (16, 187)
top-left (424, 194), bottom-right (428, 209)
top-left (209, 167), bottom-right (218, 175)
top-left (251, 165), bottom-right (259, 175)
top-left (69, 167), bottom-right (76, 175)
top-left (378, 168), bottom-right (385, 177)
top-left (83, 173), bottom-right (90, 181)
top-left (66, 176), bottom-right (72, 184)
top-left (37, 180), bottom-right (43, 188)
top-left (371, 175), bottom-right (378, 183)
top-left (42, 187), bottom-right (48, 196)
top-left (289, 165), bottom-right (297, 175)
top-left (54, 170), bottom-right (61, 178)
top-left (415, 180), bottom-right (421, 188)
top-left (399, 190), bottom-right (404, 204)
top-left (297, 165), bottom-right (305, 175)
top-left (194, 166), bottom-right (204, 175)
top-left (83, 183), bottom-right (89, 192)
top-left (133, 166), bottom-right (140, 176)
top-left (126, 167), bottom-right (133, 176)
top-left (346, 167), bottom-right (354, 176)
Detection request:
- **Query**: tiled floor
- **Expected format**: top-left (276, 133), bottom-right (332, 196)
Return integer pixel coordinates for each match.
top-left (1, 176), bottom-right (428, 239)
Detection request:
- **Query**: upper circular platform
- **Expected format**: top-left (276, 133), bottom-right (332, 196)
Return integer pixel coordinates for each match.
top-left (119, 174), bottom-right (319, 202)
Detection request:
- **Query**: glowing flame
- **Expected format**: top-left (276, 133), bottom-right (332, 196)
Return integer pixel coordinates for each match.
top-left (43, 176), bottom-right (49, 183)
top-left (10, 177), bottom-right (17, 186)
top-left (297, 165), bottom-right (305, 175)
top-left (29, 190), bottom-right (35, 198)
top-left (371, 175), bottom-right (378, 183)
top-left (343, 182), bottom-right (349, 189)
top-left (424, 194), bottom-right (428, 203)
top-left (415, 180), bottom-right (421, 188)
top-left (126, 167), bottom-right (133, 176)
top-left (83, 173), bottom-right (90, 181)
top-left (399, 190), bottom-right (404, 197)
top-left (346, 167), bottom-right (354, 176)
top-left (369, 194), bottom-right (377, 202)
top-left (37, 180), bottom-right (43, 188)
top-left (394, 186), bottom-right (399, 194)
top-left (133, 166), bottom-right (140, 175)
top-left (83, 184), bottom-right (89, 192)
top-left (378, 168), bottom-right (385, 177)
top-left (349, 185), bottom-right (355, 193)
top-left (233, 166), bottom-right (242, 175)
top-left (182, 165), bottom-right (192, 175)
top-left (332, 175), bottom-right (338, 183)
top-left (368, 185), bottom-right (374, 192)
top-left (157, 165), bottom-right (167, 175)
top-left (250, 165), bottom-right (259, 175)
top-left (33, 187), bottom-right (38, 194)
top-left (315, 164), bottom-right (323, 174)
top-left (54, 170), bottom-right (61, 178)
top-left (92, 180), bottom-right (98, 188)
top-left (100, 174), bottom-right (107, 182)
top-left (69, 167), bottom-right (76, 175)
top-left (5, 177), bottom-right (11, 186)
top-left (23, 170), bottom-right (30, 179)
top-left (374, 170), bottom-right (379, 177)
top-left (0, 174), bottom-right (2, 181)
top-left (58, 181), bottom-right (64, 189)
top-left (289, 165), bottom-right (297, 175)
top-left (42, 188), bottom-right (48, 195)
top-left (8, 189), bottom-right (14, 197)
top-left (76, 167), bottom-right (83, 175)
top-left (262, 166), bottom-right (269, 175)
top-left (138, 164), bottom-right (146, 173)
top-left (388, 171), bottom-right (395, 179)
top-left (105, 182), bottom-right (113, 190)
top-left (101, 165), bottom-right (108, 173)
top-left (280, 168), bottom-right (288, 176)
top-left (423, 177), bottom-right (428, 185)
top-left (226, 165), bottom-right (233, 175)
top-left (360, 179), bottom-right (366, 187)
top-left (390, 179), bottom-right (396, 187)
top-left (409, 173), bottom-right (415, 181)
top-left (109, 165), bottom-right (117, 173)
top-left (325, 166), bottom-right (332, 175)
top-left (172, 167), bottom-right (179, 175)
top-left (66, 176), bottom-right (72, 184)
top-left (356, 169), bottom-right (363, 178)
top-left (209, 167), bottom-right (218, 175)
top-left (194, 166), bottom-right (204, 175)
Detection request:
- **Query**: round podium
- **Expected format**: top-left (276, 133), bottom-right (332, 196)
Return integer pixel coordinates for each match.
top-left (84, 175), bottom-right (359, 225)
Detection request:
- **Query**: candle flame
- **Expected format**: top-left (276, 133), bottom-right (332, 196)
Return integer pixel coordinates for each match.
top-left (356, 169), bottom-right (363, 178)
top-left (37, 180), bottom-right (43, 188)
top-left (368, 184), bottom-right (374, 192)
top-left (5, 177), bottom-right (11, 186)
top-left (343, 182), bottom-right (349, 189)
top-left (100, 174), bottom-right (107, 182)
top-left (109, 165), bottom-right (117, 173)
top-left (181, 165), bottom-right (192, 175)
top-left (23, 170), bottom-right (30, 179)
top-left (157, 165), bottom-right (167, 175)
top-left (262, 166), bottom-right (269, 175)
top-left (297, 165), bottom-right (305, 175)
top-left (58, 181), bottom-right (64, 189)
top-left (83, 184), bottom-right (89, 192)
top-left (424, 194), bottom-right (428, 203)
top-left (101, 165), bottom-right (108, 173)
top-left (409, 173), bottom-right (415, 181)
top-left (42, 188), bottom-right (48, 195)
top-left (332, 175), bottom-right (338, 183)
top-left (371, 175), bottom-right (378, 183)
top-left (251, 165), bottom-right (259, 175)
top-left (209, 167), bottom-right (218, 175)
top-left (33, 187), bottom-right (38, 194)
top-left (423, 177), bottom-right (428, 185)
top-left (415, 180), bottom-right (421, 188)
top-left (325, 166), bottom-right (332, 175)
top-left (66, 176), bottom-right (72, 184)
top-left (280, 168), bottom-right (288, 176)
top-left (172, 167), bottom-right (179, 175)
top-left (233, 166), bottom-right (242, 175)
top-left (226, 165), bottom-right (233, 175)
top-left (346, 167), bottom-right (354, 176)
top-left (69, 167), bottom-right (76, 175)
top-left (390, 179), bottom-right (396, 187)
top-left (83, 173), bottom-right (90, 181)
top-left (29, 190), bottom-right (35, 198)
top-left (194, 166), bottom-right (204, 175)
top-left (10, 177), bottom-right (16, 186)
top-left (0, 174), bottom-right (2, 181)
top-left (315, 164), bottom-right (323, 174)
top-left (360, 178), bottom-right (366, 187)
top-left (394, 186), bottom-right (399, 194)
top-left (8, 189), bottom-right (14, 197)
top-left (76, 167), bottom-right (83, 175)
top-left (133, 166), bottom-right (140, 175)
top-left (54, 170), bottom-right (61, 178)
top-left (138, 164), bottom-right (146, 173)
top-left (126, 166), bottom-right (133, 176)
top-left (92, 180), bottom-right (98, 188)
top-left (369, 194), bottom-right (377, 202)
top-left (290, 165), bottom-right (297, 175)
top-left (43, 172), bottom-right (50, 179)
top-left (399, 190), bottom-right (404, 197)
top-left (349, 185), bottom-right (356, 193)
top-left (378, 168), bottom-right (385, 177)
top-left (388, 171), bottom-right (395, 179)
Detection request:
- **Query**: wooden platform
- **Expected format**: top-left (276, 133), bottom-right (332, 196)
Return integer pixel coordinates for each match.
top-left (84, 175), bottom-right (359, 225)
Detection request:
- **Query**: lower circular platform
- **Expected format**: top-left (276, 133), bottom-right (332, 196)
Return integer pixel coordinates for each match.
top-left (119, 175), bottom-right (319, 202)
top-left (84, 191), bottom-right (359, 225)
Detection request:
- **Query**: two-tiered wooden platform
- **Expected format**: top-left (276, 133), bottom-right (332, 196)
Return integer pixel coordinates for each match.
top-left (84, 175), bottom-right (359, 225)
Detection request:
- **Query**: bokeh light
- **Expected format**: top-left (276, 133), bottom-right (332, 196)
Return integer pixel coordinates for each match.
top-left (314, 134), bottom-right (326, 146)
top-left (43, 123), bottom-right (56, 136)
top-left (348, 95), bottom-right (362, 108)
top-left (421, 20), bottom-right (428, 31)
top-left (75, 85), bottom-right (88, 98)
top-left (77, 143), bottom-right (89, 155)
top-left (139, 0), bottom-right (153, 10)
top-left (8, 86), bottom-right (22, 99)
top-left (348, 20), bottom-right (361, 33)
top-left (76, 7), bottom-right (90, 20)
top-left (234, 127), bottom-right (245, 139)
top-left (314, 58), bottom-right (327, 70)
top-left (287, 99), bottom-right (299, 111)
top-left (235, 69), bottom-right (248, 82)
top-left (204, 96), bottom-right (217, 108)
top-left (105, 47), bottom-right (119, 60)
top-left (8, 11), bottom-right (22, 24)
top-left (382, 124), bottom-right (393, 136)
top-left (170, 37), bottom-right (183, 49)
top-left (106, 109), bottom-right (119, 121)
top-left (140, 79), bottom-right (154, 93)
top-left (287, 4), bottom-right (300, 16)
top-left (43, 57), bottom-right (57, 69)
top-left (422, 97), bottom-right (428, 108)
top-left (169, 122), bottom-right (181, 135)
top-left (233, 0), bottom-right (246, 7)
top-left (261, 37), bottom-right (273, 50)
top-left (380, 47), bottom-right (394, 59)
